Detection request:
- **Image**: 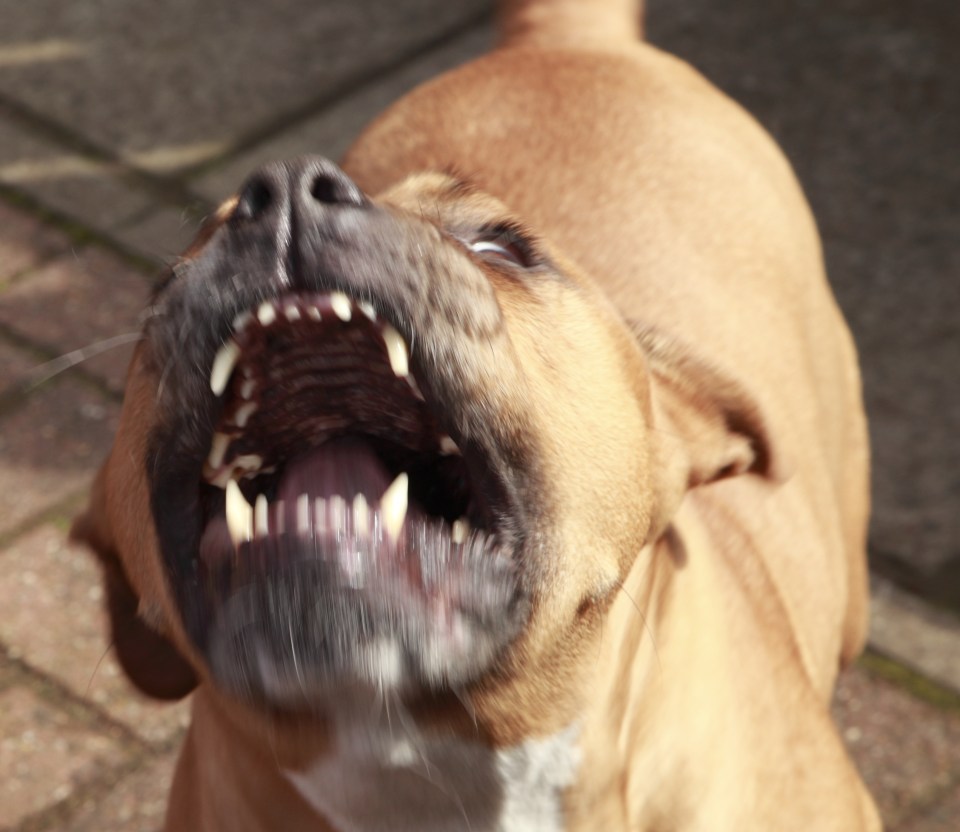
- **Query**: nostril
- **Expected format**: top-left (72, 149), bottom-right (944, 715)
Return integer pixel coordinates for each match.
top-left (235, 176), bottom-right (273, 221)
top-left (309, 174), bottom-right (342, 205)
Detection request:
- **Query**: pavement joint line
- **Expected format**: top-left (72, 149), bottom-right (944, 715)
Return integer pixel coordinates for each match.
top-left (859, 649), bottom-right (960, 713)
top-left (0, 94), bottom-right (212, 214)
top-left (185, 11), bottom-right (492, 180)
top-left (0, 647), bottom-right (156, 756)
top-left (0, 322), bottom-right (128, 414)
top-left (0, 183), bottom-right (164, 277)
top-left (0, 487), bottom-right (90, 552)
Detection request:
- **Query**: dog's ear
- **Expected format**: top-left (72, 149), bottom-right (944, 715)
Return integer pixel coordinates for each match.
top-left (70, 467), bottom-right (197, 700)
top-left (632, 323), bottom-right (785, 535)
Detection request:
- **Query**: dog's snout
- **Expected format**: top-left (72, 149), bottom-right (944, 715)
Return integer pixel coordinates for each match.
top-left (233, 156), bottom-right (366, 225)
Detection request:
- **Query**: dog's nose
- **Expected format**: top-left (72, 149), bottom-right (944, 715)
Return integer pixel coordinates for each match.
top-left (234, 156), bottom-right (366, 224)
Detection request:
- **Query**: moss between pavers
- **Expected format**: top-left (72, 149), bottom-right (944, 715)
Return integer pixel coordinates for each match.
top-left (859, 649), bottom-right (960, 713)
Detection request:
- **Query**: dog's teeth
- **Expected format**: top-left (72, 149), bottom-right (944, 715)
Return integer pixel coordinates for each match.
top-left (330, 495), bottom-right (347, 533)
top-left (439, 435), bottom-right (460, 456)
top-left (381, 473), bottom-right (408, 542)
top-left (274, 500), bottom-right (285, 535)
top-left (210, 341), bottom-right (241, 395)
top-left (353, 493), bottom-right (370, 537)
top-left (234, 401), bottom-right (257, 429)
top-left (358, 301), bottom-right (377, 321)
top-left (406, 375), bottom-right (425, 401)
top-left (382, 324), bottom-right (409, 377)
top-left (284, 304), bottom-right (301, 321)
top-left (315, 498), bottom-right (327, 533)
top-left (240, 378), bottom-right (256, 400)
top-left (451, 517), bottom-right (469, 544)
top-left (257, 302), bottom-right (277, 326)
top-left (232, 311), bottom-right (253, 332)
top-left (255, 494), bottom-right (269, 537)
top-left (226, 480), bottom-right (253, 546)
top-left (297, 494), bottom-right (311, 535)
top-left (307, 306), bottom-right (322, 321)
top-left (330, 292), bottom-right (352, 322)
top-left (207, 431), bottom-right (232, 469)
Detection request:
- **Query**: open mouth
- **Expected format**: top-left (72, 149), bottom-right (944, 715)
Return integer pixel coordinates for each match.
top-left (171, 288), bottom-right (524, 702)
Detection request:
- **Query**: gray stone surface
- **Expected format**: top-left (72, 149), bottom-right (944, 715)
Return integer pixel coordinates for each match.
top-left (0, 0), bottom-right (488, 174)
top-left (194, 24), bottom-right (493, 202)
top-left (648, 0), bottom-right (960, 598)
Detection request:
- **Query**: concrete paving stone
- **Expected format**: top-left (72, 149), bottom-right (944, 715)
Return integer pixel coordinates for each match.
top-left (68, 750), bottom-right (179, 832)
top-left (111, 204), bottom-right (209, 267)
top-left (870, 575), bottom-right (960, 695)
top-left (0, 114), bottom-right (154, 233)
top-left (0, 337), bottom-right (40, 397)
top-left (0, 0), bottom-right (487, 175)
top-left (899, 782), bottom-right (960, 832)
top-left (0, 523), bottom-right (191, 745)
top-left (0, 686), bottom-right (127, 828)
top-left (0, 244), bottom-right (151, 393)
top-left (195, 24), bottom-right (493, 202)
top-left (833, 663), bottom-right (960, 827)
top-left (0, 200), bottom-right (73, 282)
top-left (647, 0), bottom-right (960, 592)
top-left (0, 377), bottom-right (118, 536)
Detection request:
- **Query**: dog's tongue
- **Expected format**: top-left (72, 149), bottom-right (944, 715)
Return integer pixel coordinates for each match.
top-left (276, 438), bottom-right (391, 505)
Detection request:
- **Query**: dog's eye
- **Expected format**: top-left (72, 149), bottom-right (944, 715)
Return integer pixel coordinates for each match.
top-left (469, 239), bottom-right (527, 266)
top-left (467, 224), bottom-right (538, 269)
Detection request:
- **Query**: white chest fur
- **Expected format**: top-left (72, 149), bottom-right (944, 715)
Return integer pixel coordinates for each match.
top-left (284, 720), bottom-right (581, 832)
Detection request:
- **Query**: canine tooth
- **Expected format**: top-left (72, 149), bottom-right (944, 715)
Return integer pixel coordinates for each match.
top-left (207, 431), bottom-right (232, 469)
top-left (257, 302), bottom-right (277, 326)
top-left (358, 300), bottom-right (377, 321)
top-left (315, 498), bottom-right (327, 533)
top-left (210, 341), bottom-right (241, 395)
top-left (226, 480), bottom-right (253, 546)
top-left (406, 375), bottom-right (425, 401)
top-left (382, 324), bottom-right (409, 377)
top-left (330, 292), bottom-right (352, 322)
top-left (353, 493), bottom-right (370, 537)
top-left (297, 494), bottom-right (311, 535)
top-left (234, 401), bottom-right (258, 428)
top-left (381, 473), bottom-right (408, 542)
top-left (255, 494), bottom-right (269, 537)
top-left (451, 518), bottom-right (469, 544)
top-left (284, 304), bottom-right (301, 321)
top-left (307, 306), bottom-right (322, 321)
top-left (439, 435), bottom-right (460, 456)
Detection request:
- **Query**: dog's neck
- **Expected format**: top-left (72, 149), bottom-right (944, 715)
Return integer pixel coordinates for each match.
top-left (284, 715), bottom-right (581, 832)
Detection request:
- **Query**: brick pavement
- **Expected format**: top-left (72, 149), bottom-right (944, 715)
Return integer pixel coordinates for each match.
top-left (0, 1), bottom-right (958, 830)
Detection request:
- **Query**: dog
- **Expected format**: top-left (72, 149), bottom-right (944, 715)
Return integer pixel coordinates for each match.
top-left (71, 0), bottom-right (881, 828)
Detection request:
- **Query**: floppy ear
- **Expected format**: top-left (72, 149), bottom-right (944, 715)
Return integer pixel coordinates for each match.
top-left (631, 323), bottom-right (786, 536)
top-left (70, 467), bottom-right (197, 700)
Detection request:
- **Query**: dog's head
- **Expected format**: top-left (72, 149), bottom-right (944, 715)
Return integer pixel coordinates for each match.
top-left (73, 157), bottom-right (775, 740)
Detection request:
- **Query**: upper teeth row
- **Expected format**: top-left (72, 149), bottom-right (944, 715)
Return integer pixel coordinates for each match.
top-left (209, 292), bottom-right (410, 397)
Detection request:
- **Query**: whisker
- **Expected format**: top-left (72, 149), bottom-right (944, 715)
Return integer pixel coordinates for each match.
top-left (27, 331), bottom-right (143, 389)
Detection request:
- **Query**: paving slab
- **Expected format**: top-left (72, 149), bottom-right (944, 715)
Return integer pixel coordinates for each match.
top-left (0, 0), bottom-right (487, 175)
top-left (0, 338), bottom-right (40, 399)
top-left (900, 783), bottom-right (960, 832)
top-left (647, 0), bottom-right (960, 600)
top-left (0, 115), bottom-right (155, 234)
top-left (0, 200), bottom-right (73, 283)
top-left (834, 663), bottom-right (960, 827)
top-left (0, 523), bottom-right (191, 745)
top-left (0, 686), bottom-right (128, 828)
top-left (67, 751), bottom-right (179, 832)
top-left (0, 378), bottom-right (118, 537)
top-left (195, 24), bottom-right (493, 203)
top-left (0, 244), bottom-right (151, 394)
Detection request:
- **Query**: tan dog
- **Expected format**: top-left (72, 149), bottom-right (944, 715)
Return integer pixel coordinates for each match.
top-left (72, 0), bottom-right (880, 828)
